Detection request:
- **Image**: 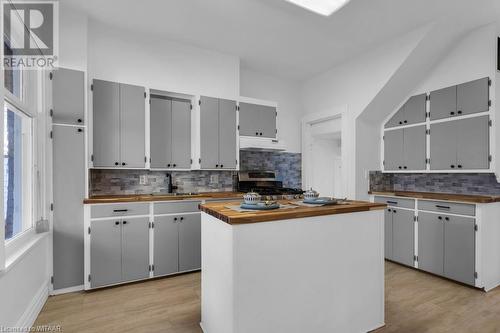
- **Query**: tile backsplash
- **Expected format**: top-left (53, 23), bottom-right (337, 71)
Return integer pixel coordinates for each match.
top-left (239, 151), bottom-right (302, 189)
top-left (89, 151), bottom-right (302, 196)
top-left (369, 171), bottom-right (500, 195)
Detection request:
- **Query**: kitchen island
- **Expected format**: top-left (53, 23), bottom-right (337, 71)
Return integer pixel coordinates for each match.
top-left (199, 200), bottom-right (387, 333)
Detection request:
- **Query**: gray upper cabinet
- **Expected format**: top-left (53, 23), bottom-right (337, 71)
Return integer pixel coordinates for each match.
top-left (179, 214), bottom-right (201, 272)
top-left (430, 116), bottom-right (489, 170)
top-left (384, 125), bottom-right (426, 171)
top-left (53, 125), bottom-right (85, 290)
top-left (260, 105), bottom-right (277, 138)
top-left (150, 96), bottom-right (172, 168)
top-left (153, 216), bottom-right (179, 277)
top-left (403, 125), bottom-right (426, 170)
top-left (239, 102), bottom-right (277, 138)
top-left (171, 100), bottom-right (191, 169)
top-left (150, 94), bottom-right (191, 169)
top-left (385, 94), bottom-right (426, 128)
top-left (200, 96), bottom-right (237, 169)
top-left (417, 212), bottom-right (444, 276)
top-left (457, 77), bottom-right (489, 116)
top-left (443, 216), bottom-right (475, 285)
top-left (456, 116), bottom-right (490, 169)
top-left (120, 83), bottom-right (146, 168)
top-left (93, 79), bottom-right (120, 167)
top-left (219, 98), bottom-right (237, 169)
top-left (52, 68), bottom-right (85, 125)
top-left (391, 208), bottom-right (414, 267)
top-left (429, 86), bottom-right (456, 121)
top-left (384, 129), bottom-right (404, 171)
top-left (92, 79), bottom-right (146, 168)
top-left (430, 77), bottom-right (489, 120)
top-left (121, 217), bottom-right (150, 282)
top-left (90, 219), bottom-right (123, 288)
top-left (200, 96), bottom-right (220, 169)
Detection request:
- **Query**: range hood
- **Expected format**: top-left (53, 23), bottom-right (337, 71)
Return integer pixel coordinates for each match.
top-left (239, 136), bottom-right (287, 152)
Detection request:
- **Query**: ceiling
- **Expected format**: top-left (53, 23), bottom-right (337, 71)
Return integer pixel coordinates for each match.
top-left (63, 0), bottom-right (499, 80)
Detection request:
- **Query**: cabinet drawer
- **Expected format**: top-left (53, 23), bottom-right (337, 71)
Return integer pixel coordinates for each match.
top-left (154, 201), bottom-right (201, 215)
top-left (91, 203), bottom-right (149, 218)
top-left (374, 196), bottom-right (415, 209)
top-left (418, 200), bottom-right (475, 216)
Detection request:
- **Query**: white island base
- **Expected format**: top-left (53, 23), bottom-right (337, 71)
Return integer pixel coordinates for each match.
top-left (200, 209), bottom-right (385, 333)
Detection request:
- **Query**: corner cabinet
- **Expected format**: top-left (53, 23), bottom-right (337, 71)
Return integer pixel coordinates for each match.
top-left (382, 77), bottom-right (491, 173)
top-left (198, 96), bottom-right (238, 170)
top-left (371, 195), bottom-right (500, 290)
top-left (92, 79), bottom-right (146, 168)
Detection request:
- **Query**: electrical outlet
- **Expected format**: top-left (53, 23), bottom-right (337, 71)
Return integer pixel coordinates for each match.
top-left (140, 175), bottom-right (147, 185)
top-left (210, 174), bottom-right (219, 184)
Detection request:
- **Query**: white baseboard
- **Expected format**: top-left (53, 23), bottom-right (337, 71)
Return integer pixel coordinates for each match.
top-left (16, 280), bottom-right (49, 328)
top-left (51, 284), bottom-right (84, 295)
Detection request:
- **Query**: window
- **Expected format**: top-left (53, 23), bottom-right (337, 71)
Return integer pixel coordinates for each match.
top-left (4, 37), bottom-right (23, 101)
top-left (3, 103), bottom-right (33, 241)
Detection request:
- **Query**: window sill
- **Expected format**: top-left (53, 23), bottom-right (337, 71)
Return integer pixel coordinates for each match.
top-left (1, 232), bottom-right (49, 275)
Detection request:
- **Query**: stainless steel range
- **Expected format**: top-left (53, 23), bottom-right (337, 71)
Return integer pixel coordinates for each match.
top-left (237, 171), bottom-right (303, 200)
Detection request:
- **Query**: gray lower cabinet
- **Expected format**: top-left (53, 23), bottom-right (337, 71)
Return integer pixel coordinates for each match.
top-left (92, 79), bottom-right (146, 168)
top-left (121, 217), bottom-right (150, 281)
top-left (52, 68), bottom-right (84, 125)
top-left (179, 214), bottom-right (201, 271)
top-left (200, 96), bottom-right (237, 169)
top-left (153, 213), bottom-right (201, 276)
top-left (90, 219), bottom-right (123, 288)
top-left (417, 212), bottom-right (444, 276)
top-left (384, 207), bottom-right (414, 266)
top-left (150, 94), bottom-right (191, 169)
top-left (443, 216), bottom-right (475, 285)
top-left (391, 208), bottom-right (414, 266)
top-left (153, 216), bottom-right (179, 276)
top-left (239, 102), bottom-right (277, 138)
top-left (90, 217), bottom-right (149, 288)
top-left (430, 116), bottom-right (489, 170)
top-left (53, 125), bottom-right (85, 290)
top-left (384, 125), bottom-right (426, 171)
top-left (384, 208), bottom-right (393, 260)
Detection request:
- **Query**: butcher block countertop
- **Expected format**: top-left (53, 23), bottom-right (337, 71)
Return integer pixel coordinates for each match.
top-left (369, 191), bottom-right (500, 204)
top-left (84, 192), bottom-right (244, 204)
top-left (199, 200), bottom-right (386, 224)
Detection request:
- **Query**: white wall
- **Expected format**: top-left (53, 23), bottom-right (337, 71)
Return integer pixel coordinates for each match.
top-left (0, 237), bottom-right (50, 326)
top-left (88, 20), bottom-right (240, 100)
top-left (301, 27), bottom-right (427, 198)
top-left (240, 68), bottom-right (302, 153)
top-left (58, 3), bottom-right (88, 71)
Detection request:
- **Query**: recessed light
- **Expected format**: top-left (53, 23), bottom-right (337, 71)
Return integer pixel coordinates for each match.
top-left (285, 0), bottom-right (351, 16)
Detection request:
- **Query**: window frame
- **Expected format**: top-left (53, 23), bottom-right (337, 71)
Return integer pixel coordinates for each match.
top-left (3, 100), bottom-right (34, 245)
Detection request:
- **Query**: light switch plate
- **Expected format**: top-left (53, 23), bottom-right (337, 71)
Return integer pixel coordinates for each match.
top-left (140, 175), bottom-right (147, 185)
top-left (210, 174), bottom-right (219, 184)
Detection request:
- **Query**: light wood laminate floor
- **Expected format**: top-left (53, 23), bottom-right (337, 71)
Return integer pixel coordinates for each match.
top-left (35, 262), bottom-right (500, 333)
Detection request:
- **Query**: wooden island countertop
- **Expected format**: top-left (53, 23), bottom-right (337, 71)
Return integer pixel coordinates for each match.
top-left (199, 200), bottom-right (386, 224)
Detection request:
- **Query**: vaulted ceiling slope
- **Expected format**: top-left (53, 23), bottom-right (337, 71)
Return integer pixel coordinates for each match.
top-left (63, 0), bottom-right (500, 80)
